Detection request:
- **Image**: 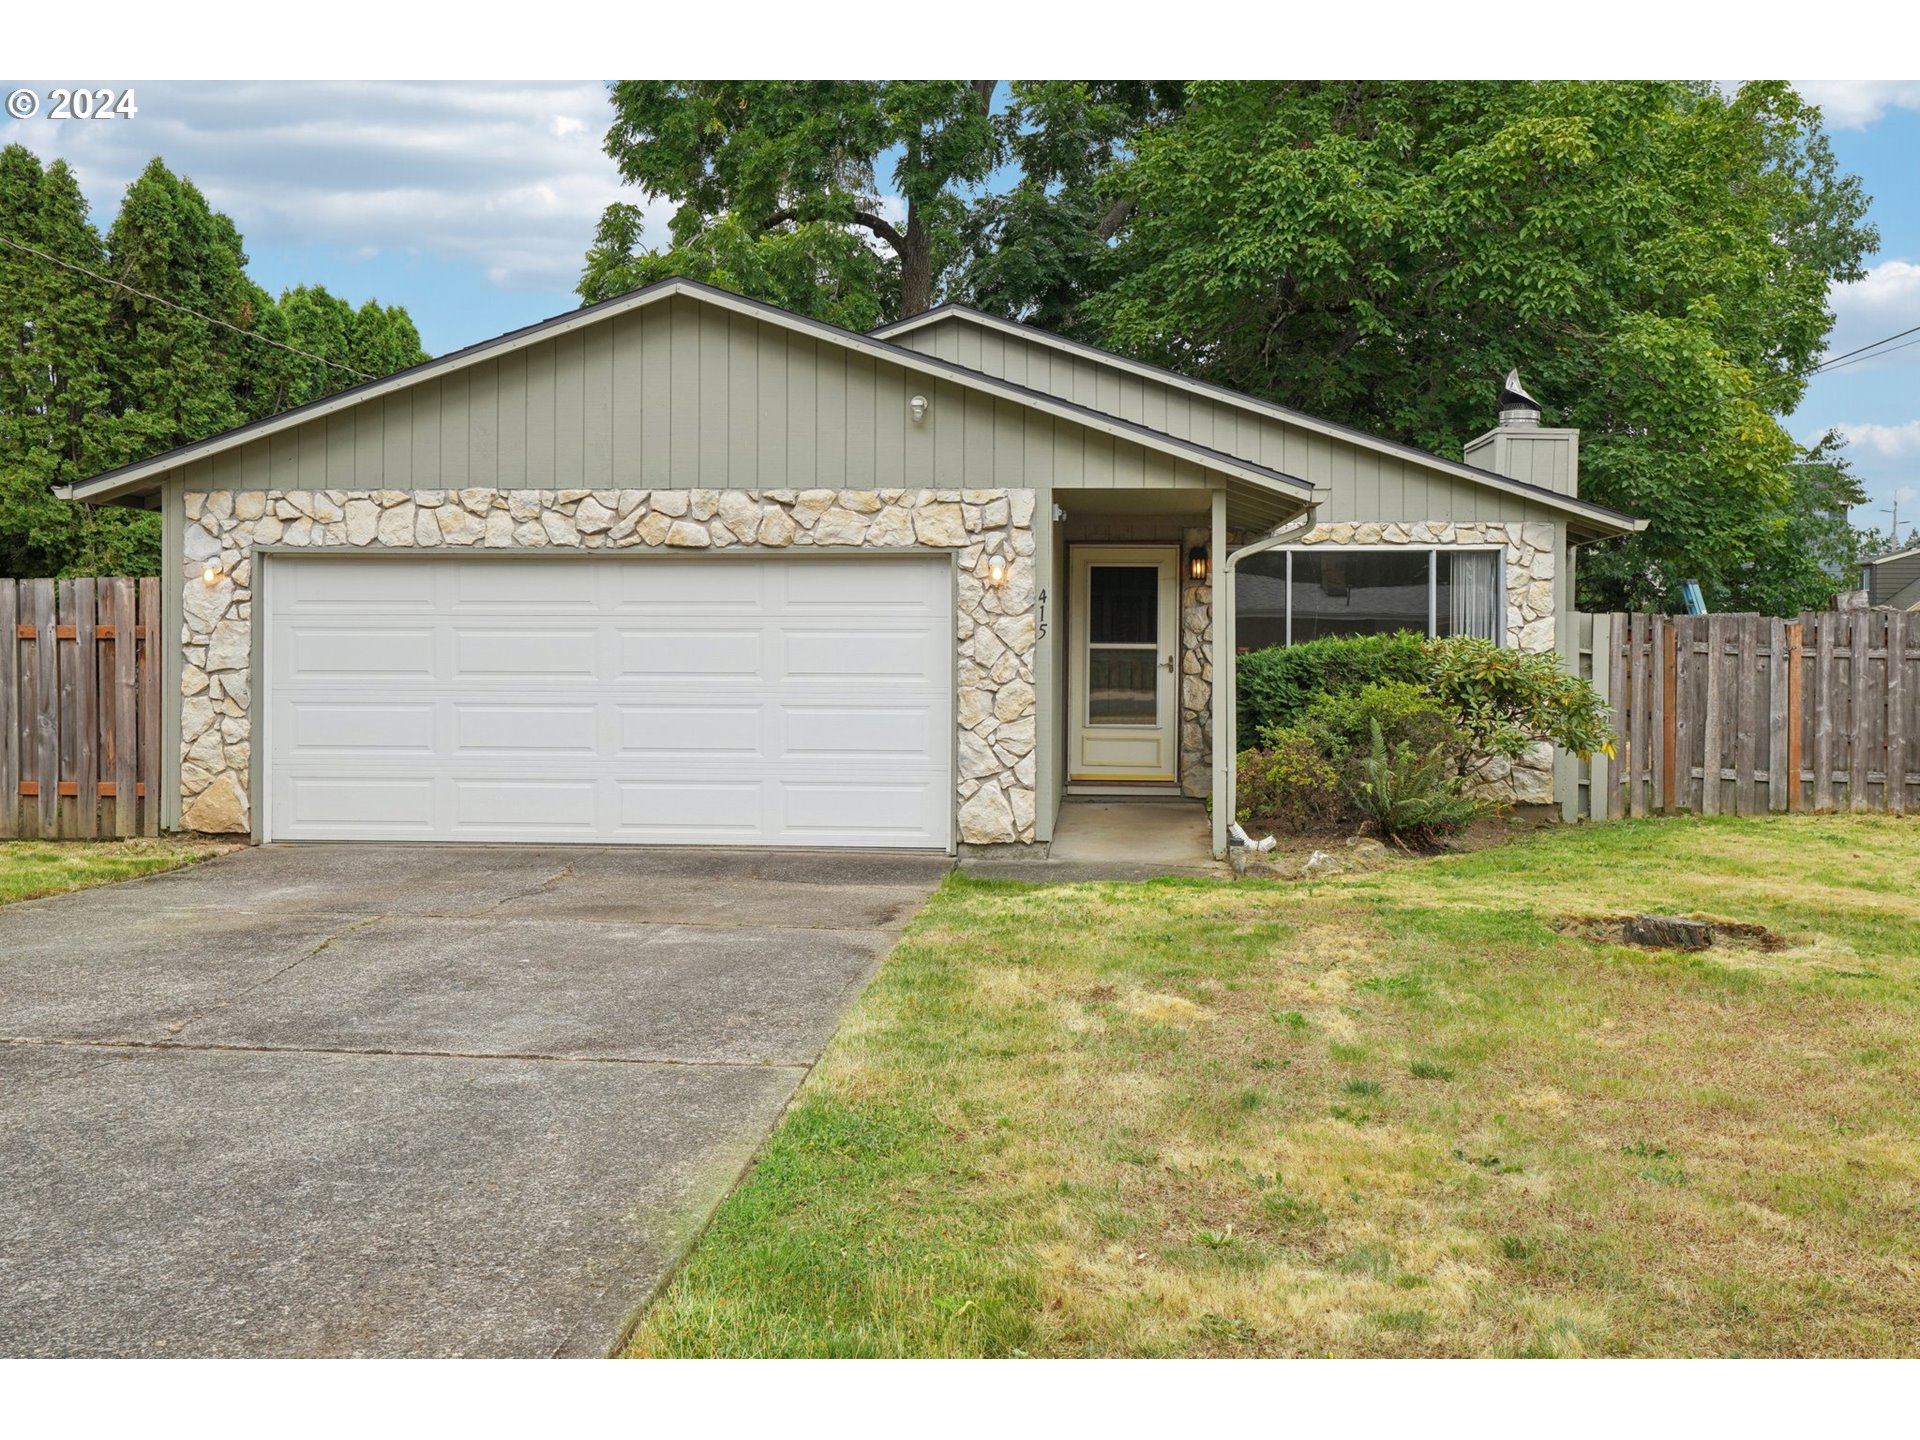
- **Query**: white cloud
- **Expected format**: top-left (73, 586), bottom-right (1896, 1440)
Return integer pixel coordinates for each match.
top-left (1835, 420), bottom-right (1920, 457)
top-left (1823, 260), bottom-right (1920, 369)
top-left (1793, 80), bottom-right (1920, 130)
top-left (3, 80), bottom-right (656, 292)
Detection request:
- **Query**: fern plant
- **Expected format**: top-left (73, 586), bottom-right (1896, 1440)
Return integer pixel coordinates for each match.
top-left (1348, 721), bottom-right (1490, 849)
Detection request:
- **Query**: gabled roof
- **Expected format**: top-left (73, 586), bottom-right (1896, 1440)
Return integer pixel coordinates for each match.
top-left (63, 278), bottom-right (1315, 512)
top-left (1864, 545), bottom-right (1920, 567)
top-left (873, 304), bottom-right (1644, 537)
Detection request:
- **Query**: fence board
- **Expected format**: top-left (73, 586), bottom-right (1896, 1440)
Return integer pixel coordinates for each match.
top-left (1701, 616), bottom-right (1724, 815)
top-left (1767, 618), bottom-right (1789, 813)
top-left (1786, 622), bottom-right (1805, 812)
top-left (27, 581), bottom-right (59, 838)
top-left (1656, 617), bottom-right (1674, 812)
top-left (72, 580), bottom-right (100, 839)
top-left (1735, 616), bottom-right (1759, 814)
top-left (1849, 609), bottom-right (1872, 811)
top-left (138, 578), bottom-right (160, 835)
top-left (1891, 611), bottom-right (1909, 816)
top-left (1813, 615), bottom-right (1836, 811)
top-left (0, 583), bottom-right (15, 838)
top-left (1672, 616), bottom-right (1695, 812)
top-left (1589, 613), bottom-right (1613, 819)
top-left (107, 578), bottom-right (139, 838)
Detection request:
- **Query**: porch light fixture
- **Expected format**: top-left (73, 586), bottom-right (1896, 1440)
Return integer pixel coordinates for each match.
top-left (985, 555), bottom-right (1008, 588)
top-left (201, 564), bottom-right (224, 587)
top-left (909, 394), bottom-right (929, 423)
top-left (1188, 545), bottom-right (1209, 583)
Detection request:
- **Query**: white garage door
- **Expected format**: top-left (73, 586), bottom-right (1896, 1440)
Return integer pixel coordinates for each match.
top-left (262, 553), bottom-right (953, 848)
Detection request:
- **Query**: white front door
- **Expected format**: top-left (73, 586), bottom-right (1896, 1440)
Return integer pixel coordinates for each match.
top-left (1068, 546), bottom-right (1178, 782)
top-left (262, 552), bottom-right (954, 848)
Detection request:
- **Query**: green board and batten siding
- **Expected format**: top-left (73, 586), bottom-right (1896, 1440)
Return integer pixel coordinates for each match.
top-left (887, 314), bottom-right (1572, 528)
top-left (177, 295), bottom-right (1233, 500)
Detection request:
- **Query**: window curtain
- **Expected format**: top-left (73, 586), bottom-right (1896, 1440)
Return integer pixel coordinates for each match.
top-left (1448, 551), bottom-right (1499, 639)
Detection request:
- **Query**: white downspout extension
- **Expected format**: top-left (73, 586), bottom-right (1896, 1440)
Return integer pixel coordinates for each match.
top-left (1211, 496), bottom-right (1325, 859)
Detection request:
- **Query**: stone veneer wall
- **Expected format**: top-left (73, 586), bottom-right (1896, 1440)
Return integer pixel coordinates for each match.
top-left (1288, 520), bottom-right (1559, 804)
top-left (1179, 526), bottom-right (1214, 799)
top-left (179, 486), bottom-right (1039, 844)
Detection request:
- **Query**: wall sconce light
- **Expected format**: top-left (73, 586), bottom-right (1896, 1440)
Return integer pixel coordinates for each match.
top-left (985, 555), bottom-right (1008, 589)
top-left (909, 394), bottom-right (929, 423)
top-left (201, 564), bottom-right (224, 588)
top-left (1188, 545), bottom-right (1209, 583)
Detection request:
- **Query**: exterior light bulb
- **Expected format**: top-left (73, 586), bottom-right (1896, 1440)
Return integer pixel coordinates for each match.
top-left (908, 394), bottom-right (929, 423)
top-left (202, 564), bottom-right (223, 587)
top-left (986, 556), bottom-right (1008, 588)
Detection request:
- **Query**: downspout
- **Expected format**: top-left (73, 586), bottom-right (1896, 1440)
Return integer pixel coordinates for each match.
top-left (1211, 495), bottom-right (1325, 859)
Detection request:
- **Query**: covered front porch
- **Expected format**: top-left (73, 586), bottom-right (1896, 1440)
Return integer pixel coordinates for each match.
top-left (1033, 481), bottom-right (1312, 861)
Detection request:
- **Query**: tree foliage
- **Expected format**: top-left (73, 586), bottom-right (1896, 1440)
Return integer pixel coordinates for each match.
top-left (1083, 81), bottom-right (1877, 613)
top-left (581, 81), bottom-right (1178, 324)
top-left (0, 146), bottom-right (427, 577)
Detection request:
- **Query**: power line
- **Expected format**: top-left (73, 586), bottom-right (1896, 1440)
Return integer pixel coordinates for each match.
top-left (0, 232), bottom-right (374, 380)
top-left (1816, 331), bottom-right (1920, 376)
top-left (1815, 321), bottom-right (1920, 374)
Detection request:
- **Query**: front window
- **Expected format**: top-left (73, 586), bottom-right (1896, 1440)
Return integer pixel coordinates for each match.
top-left (1237, 547), bottom-right (1503, 650)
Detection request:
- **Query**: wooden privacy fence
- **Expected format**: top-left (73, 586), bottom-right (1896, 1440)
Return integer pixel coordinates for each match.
top-left (1564, 609), bottom-right (1919, 820)
top-left (0, 578), bottom-right (162, 838)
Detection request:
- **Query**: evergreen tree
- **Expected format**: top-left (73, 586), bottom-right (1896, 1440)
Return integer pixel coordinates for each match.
top-left (0, 148), bottom-right (427, 577)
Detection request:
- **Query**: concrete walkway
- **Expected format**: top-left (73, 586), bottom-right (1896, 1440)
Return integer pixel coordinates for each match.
top-left (0, 844), bottom-right (946, 1357)
top-left (962, 798), bottom-right (1227, 882)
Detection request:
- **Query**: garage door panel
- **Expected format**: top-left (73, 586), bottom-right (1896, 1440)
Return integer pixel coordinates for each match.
top-left (282, 776), bottom-right (437, 833)
top-left (617, 704), bottom-right (763, 757)
top-left (288, 701), bottom-right (438, 755)
top-left (458, 562), bottom-right (599, 609)
top-left (453, 628), bottom-right (599, 678)
top-left (614, 779), bottom-right (767, 838)
top-left (278, 627), bottom-right (437, 682)
top-left (282, 557), bottom-right (439, 611)
top-left (266, 554), bottom-right (953, 848)
top-left (779, 779), bottom-right (944, 841)
top-left (453, 703), bottom-right (599, 755)
top-left (781, 704), bottom-right (942, 758)
top-left (452, 778), bottom-right (599, 832)
top-left (616, 560), bottom-right (767, 610)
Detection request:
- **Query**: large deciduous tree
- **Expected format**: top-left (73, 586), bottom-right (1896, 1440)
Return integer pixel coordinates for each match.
top-left (579, 81), bottom-right (1179, 324)
top-left (0, 146), bottom-right (427, 577)
top-left (1081, 81), bottom-right (1876, 613)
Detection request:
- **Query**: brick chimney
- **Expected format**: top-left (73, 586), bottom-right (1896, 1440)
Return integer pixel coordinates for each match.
top-left (1463, 369), bottom-right (1579, 498)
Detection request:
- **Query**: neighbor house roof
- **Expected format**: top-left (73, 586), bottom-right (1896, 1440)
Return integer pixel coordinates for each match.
top-left (873, 304), bottom-right (1645, 538)
top-left (62, 278), bottom-right (1315, 516)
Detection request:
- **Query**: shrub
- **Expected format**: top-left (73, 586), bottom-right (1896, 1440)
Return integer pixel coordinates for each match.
top-left (1236, 727), bottom-right (1344, 832)
top-left (1424, 635), bottom-right (1613, 780)
top-left (1295, 680), bottom-right (1466, 772)
top-left (1347, 721), bottom-right (1490, 849)
top-left (1235, 632), bottom-right (1432, 737)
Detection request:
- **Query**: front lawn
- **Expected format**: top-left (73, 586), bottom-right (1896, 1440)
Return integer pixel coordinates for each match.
top-left (626, 816), bottom-right (1920, 1358)
top-left (0, 837), bottom-right (234, 907)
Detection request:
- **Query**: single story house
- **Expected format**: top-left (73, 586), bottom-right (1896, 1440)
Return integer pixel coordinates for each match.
top-left (1860, 546), bottom-right (1920, 610)
top-left (66, 280), bottom-right (1642, 858)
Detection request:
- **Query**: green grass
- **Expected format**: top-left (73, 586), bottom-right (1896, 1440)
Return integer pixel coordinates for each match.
top-left (626, 815), bottom-right (1920, 1358)
top-left (0, 837), bottom-right (232, 906)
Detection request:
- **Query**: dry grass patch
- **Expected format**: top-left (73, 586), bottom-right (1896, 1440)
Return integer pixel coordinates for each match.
top-left (626, 815), bottom-right (1920, 1358)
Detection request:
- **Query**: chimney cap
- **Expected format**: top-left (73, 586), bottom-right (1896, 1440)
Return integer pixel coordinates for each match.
top-left (1498, 368), bottom-right (1542, 427)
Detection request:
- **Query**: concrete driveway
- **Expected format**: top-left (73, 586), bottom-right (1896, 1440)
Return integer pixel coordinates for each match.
top-left (0, 844), bottom-right (947, 1357)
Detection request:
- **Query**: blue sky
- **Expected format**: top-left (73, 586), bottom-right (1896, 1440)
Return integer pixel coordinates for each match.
top-left (3, 78), bottom-right (1916, 532)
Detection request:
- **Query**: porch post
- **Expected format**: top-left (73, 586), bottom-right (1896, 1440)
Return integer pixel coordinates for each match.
top-left (1210, 487), bottom-right (1230, 859)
